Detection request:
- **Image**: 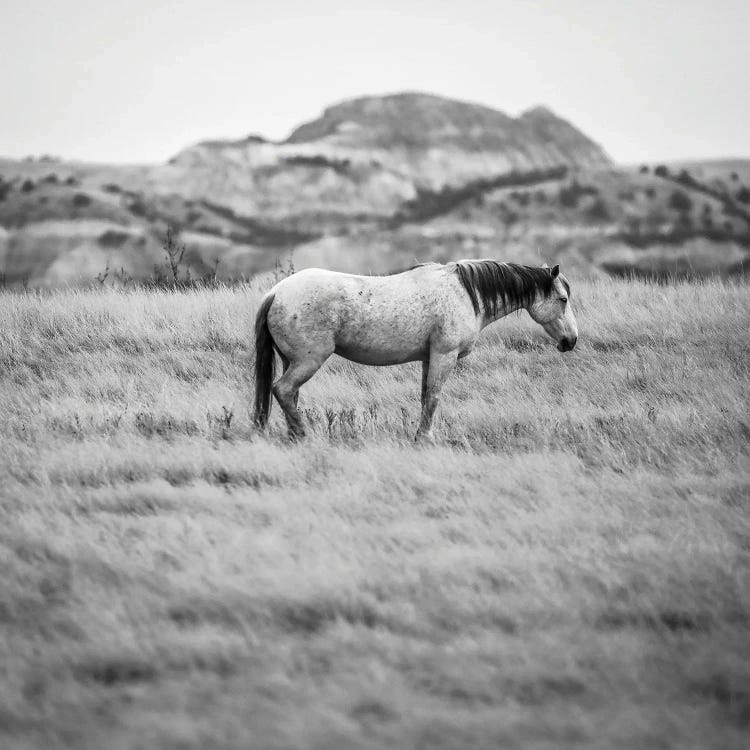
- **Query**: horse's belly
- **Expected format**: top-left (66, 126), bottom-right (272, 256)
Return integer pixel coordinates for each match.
top-left (335, 346), bottom-right (427, 365)
top-left (334, 339), bottom-right (427, 366)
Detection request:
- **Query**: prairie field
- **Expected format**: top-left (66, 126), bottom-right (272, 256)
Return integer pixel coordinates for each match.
top-left (1, 275), bottom-right (749, 750)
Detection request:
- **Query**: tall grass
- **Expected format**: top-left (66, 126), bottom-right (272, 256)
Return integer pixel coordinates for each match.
top-left (0, 276), bottom-right (748, 749)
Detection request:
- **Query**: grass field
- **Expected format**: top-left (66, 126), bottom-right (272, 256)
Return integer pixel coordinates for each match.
top-left (1, 275), bottom-right (749, 749)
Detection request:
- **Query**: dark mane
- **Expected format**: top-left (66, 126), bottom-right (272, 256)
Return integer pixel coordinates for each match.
top-left (453, 260), bottom-right (554, 318)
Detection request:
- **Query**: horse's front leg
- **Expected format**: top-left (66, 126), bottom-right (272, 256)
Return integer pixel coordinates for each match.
top-left (415, 348), bottom-right (459, 442)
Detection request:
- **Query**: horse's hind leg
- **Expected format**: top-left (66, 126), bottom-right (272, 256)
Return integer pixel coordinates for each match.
top-left (279, 354), bottom-right (298, 408)
top-left (273, 357), bottom-right (326, 439)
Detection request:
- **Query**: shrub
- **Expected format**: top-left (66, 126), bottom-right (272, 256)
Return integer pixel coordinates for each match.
top-left (586, 198), bottom-right (611, 222)
top-left (162, 225), bottom-right (186, 282)
top-left (21, 179), bottom-right (35, 193)
top-left (128, 198), bottom-right (147, 217)
top-left (504, 210), bottom-right (519, 226)
top-left (624, 218), bottom-right (641, 234)
top-left (98, 230), bottom-right (131, 248)
top-left (283, 154), bottom-right (351, 174)
top-left (72, 193), bottom-right (92, 208)
top-left (669, 190), bottom-right (692, 212)
top-left (654, 165), bottom-right (669, 178)
top-left (736, 186), bottom-right (750, 204)
top-left (558, 181), bottom-right (598, 208)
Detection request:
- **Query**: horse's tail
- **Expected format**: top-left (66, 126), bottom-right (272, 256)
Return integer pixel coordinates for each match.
top-left (253, 293), bottom-right (276, 428)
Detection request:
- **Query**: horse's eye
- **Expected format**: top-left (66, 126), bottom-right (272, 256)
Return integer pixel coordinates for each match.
top-left (560, 297), bottom-right (568, 304)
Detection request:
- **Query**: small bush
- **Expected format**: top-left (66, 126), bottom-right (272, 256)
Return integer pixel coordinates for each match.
top-left (98, 230), bottom-right (131, 249)
top-left (558, 181), bottom-right (598, 209)
top-left (21, 179), bottom-right (35, 193)
top-left (128, 198), bottom-right (147, 217)
top-left (669, 190), bottom-right (693, 212)
top-left (72, 193), bottom-right (92, 208)
top-left (503, 209), bottom-right (519, 226)
top-left (283, 154), bottom-right (351, 174)
top-left (586, 198), bottom-right (611, 222)
top-left (676, 169), bottom-right (694, 186)
top-left (654, 165), bottom-right (669, 178)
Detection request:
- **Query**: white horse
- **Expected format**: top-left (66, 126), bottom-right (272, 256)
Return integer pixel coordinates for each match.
top-left (254, 260), bottom-right (578, 441)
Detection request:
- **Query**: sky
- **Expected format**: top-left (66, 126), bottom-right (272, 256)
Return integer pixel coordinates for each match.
top-left (1, 0), bottom-right (748, 164)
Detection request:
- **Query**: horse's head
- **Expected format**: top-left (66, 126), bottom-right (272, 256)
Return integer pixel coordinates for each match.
top-left (528, 264), bottom-right (578, 352)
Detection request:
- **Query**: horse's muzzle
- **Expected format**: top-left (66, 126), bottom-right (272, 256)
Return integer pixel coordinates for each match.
top-left (557, 336), bottom-right (577, 352)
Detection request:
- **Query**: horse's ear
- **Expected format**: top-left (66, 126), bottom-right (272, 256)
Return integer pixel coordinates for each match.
top-left (551, 264), bottom-right (560, 278)
top-left (541, 262), bottom-right (549, 269)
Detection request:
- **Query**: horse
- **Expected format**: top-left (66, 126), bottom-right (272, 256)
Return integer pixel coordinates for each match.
top-left (253, 260), bottom-right (578, 441)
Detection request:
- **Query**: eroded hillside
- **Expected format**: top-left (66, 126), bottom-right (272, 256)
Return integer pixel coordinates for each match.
top-left (1, 93), bottom-right (748, 286)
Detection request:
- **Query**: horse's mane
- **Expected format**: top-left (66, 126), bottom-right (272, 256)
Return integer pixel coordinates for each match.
top-left (453, 260), bottom-right (555, 318)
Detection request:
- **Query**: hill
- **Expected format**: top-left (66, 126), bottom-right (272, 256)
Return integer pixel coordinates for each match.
top-left (0, 93), bottom-right (749, 286)
top-left (2, 278), bottom-right (749, 748)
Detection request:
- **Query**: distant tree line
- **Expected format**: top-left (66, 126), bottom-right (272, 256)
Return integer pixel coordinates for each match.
top-left (649, 165), bottom-right (750, 226)
top-left (389, 165), bottom-right (569, 226)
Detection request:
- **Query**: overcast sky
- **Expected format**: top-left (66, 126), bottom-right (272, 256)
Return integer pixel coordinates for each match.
top-left (2, 0), bottom-right (748, 164)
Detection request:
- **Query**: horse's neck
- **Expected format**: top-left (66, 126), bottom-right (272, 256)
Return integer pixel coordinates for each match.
top-left (480, 299), bottom-right (525, 328)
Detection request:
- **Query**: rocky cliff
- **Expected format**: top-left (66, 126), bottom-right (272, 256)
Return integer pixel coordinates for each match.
top-left (162, 92), bottom-right (611, 218)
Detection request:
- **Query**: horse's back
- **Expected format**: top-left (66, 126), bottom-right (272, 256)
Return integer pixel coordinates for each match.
top-left (269, 265), bottom-right (445, 310)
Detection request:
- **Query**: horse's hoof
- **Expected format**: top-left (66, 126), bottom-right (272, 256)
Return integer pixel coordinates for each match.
top-left (414, 431), bottom-right (434, 444)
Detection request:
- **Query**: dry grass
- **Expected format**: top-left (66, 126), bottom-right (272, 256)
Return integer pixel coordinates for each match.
top-left (1, 276), bottom-right (749, 749)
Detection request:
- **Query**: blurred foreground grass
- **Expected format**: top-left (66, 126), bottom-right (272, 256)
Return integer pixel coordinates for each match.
top-left (1, 276), bottom-right (749, 749)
